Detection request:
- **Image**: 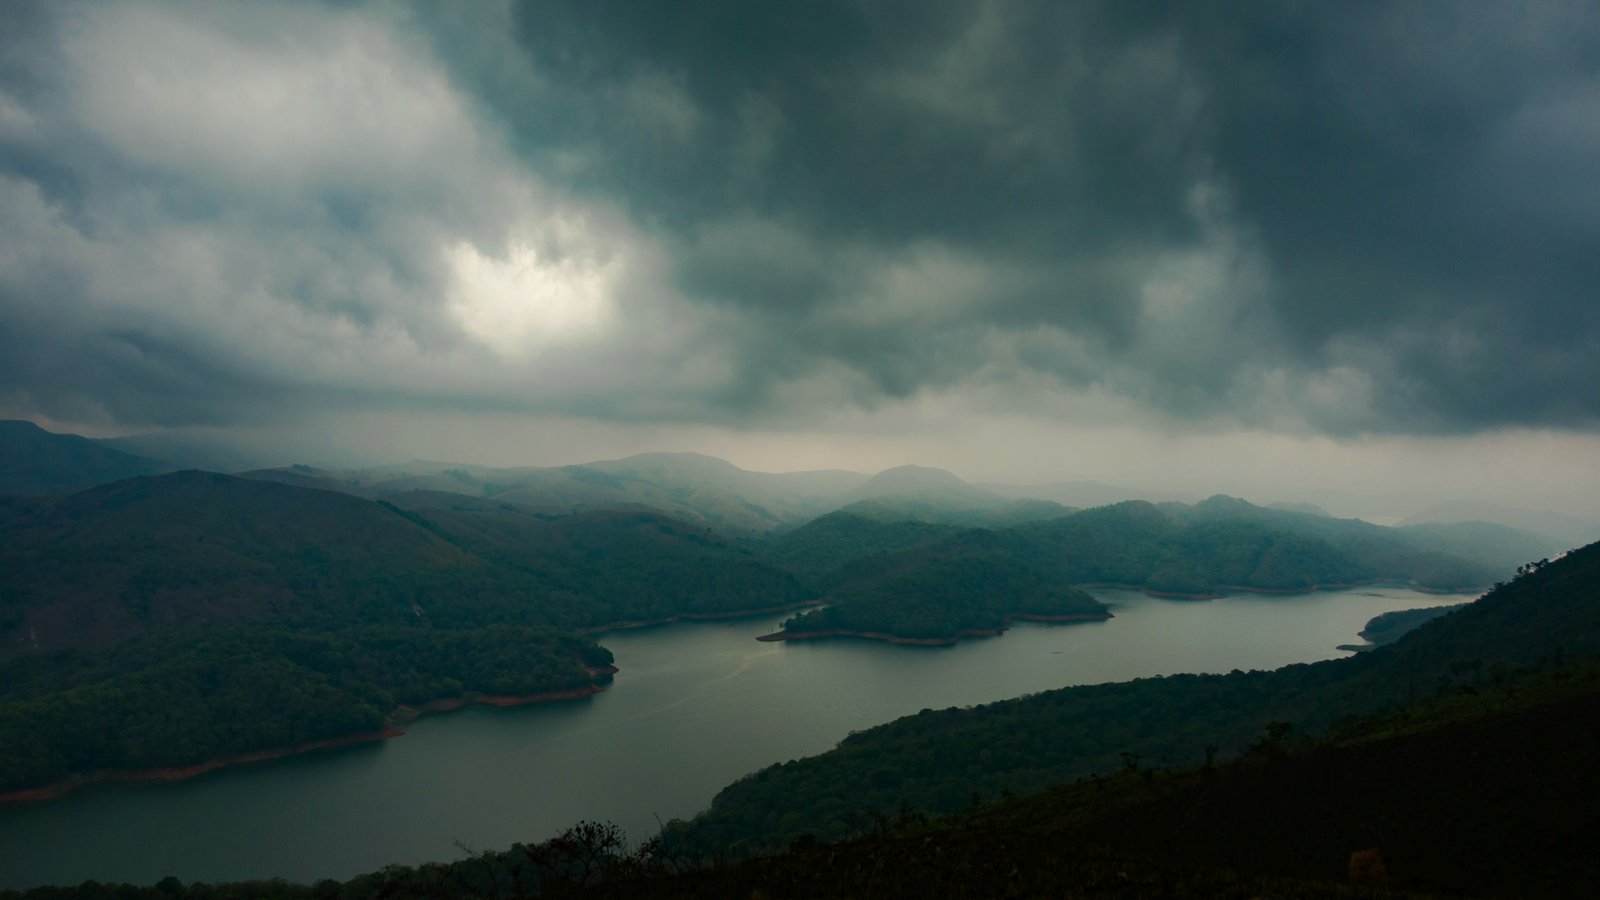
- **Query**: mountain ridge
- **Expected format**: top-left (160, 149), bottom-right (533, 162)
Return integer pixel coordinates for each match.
top-left (0, 420), bottom-right (172, 496)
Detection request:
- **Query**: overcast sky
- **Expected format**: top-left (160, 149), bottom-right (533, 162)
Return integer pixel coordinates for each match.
top-left (1, 1), bottom-right (1597, 514)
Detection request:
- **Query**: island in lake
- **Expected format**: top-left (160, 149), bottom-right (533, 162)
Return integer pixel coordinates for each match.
top-left (763, 532), bottom-right (1112, 644)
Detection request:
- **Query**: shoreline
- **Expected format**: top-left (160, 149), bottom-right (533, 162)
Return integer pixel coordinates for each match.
top-left (580, 601), bottom-right (823, 635)
top-left (1141, 589), bottom-right (1223, 601)
top-left (0, 729), bottom-right (401, 805)
top-left (758, 611), bottom-right (1114, 647)
top-left (0, 668), bottom-right (619, 806)
top-left (1074, 579), bottom-right (1487, 600)
top-left (758, 627), bottom-right (997, 646)
top-left (1008, 611), bottom-right (1116, 623)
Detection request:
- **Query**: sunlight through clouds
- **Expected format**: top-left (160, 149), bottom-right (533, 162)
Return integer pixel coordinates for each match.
top-left (447, 234), bottom-right (617, 358)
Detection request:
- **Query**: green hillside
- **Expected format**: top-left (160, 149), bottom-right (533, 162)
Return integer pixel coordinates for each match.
top-left (758, 495), bottom-right (1516, 644)
top-left (376, 492), bottom-right (811, 628)
top-left (1013, 498), bottom-right (1504, 593)
top-left (0, 624), bottom-right (612, 795)
top-left (755, 510), bottom-right (960, 584)
top-left (0, 472), bottom-right (807, 795)
top-left (0, 471), bottom-right (478, 656)
top-left (666, 541), bottom-right (1598, 851)
top-left (775, 530), bottom-right (1109, 641)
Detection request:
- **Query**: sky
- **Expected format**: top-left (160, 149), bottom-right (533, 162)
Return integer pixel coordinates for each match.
top-left (1, 1), bottom-right (1597, 515)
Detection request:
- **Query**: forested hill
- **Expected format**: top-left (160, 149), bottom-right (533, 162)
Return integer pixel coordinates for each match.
top-left (765, 496), bottom-right (1540, 605)
top-left (371, 491), bottom-right (811, 629)
top-left (1010, 497), bottom-right (1513, 593)
top-left (0, 471), bottom-right (476, 656)
top-left (409, 663), bottom-right (1600, 897)
top-left (1173, 494), bottom-right (1563, 577)
top-left (755, 495), bottom-right (1532, 643)
top-left (757, 511), bottom-right (963, 584)
top-left (774, 530), bottom-right (1109, 642)
top-left (0, 472), bottom-right (807, 658)
top-left (0, 472), bottom-right (807, 796)
top-left (667, 540), bottom-right (1599, 851)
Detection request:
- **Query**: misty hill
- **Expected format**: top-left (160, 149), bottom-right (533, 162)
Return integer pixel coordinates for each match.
top-left (843, 464), bottom-right (995, 503)
top-left (980, 478), bottom-right (1195, 508)
top-left (1400, 498), bottom-right (1600, 548)
top-left (0, 420), bottom-right (171, 495)
top-left (235, 463), bottom-right (374, 495)
top-left (241, 452), bottom-right (872, 535)
top-left (502, 452), bottom-right (867, 533)
top-left (758, 495), bottom-right (1511, 644)
top-left (752, 495), bottom-right (1523, 644)
top-left (753, 510), bottom-right (961, 584)
top-left (665, 539), bottom-right (1600, 852)
top-left (1394, 520), bottom-right (1566, 572)
top-left (98, 429), bottom-right (287, 473)
top-left (812, 465), bottom-right (1077, 528)
top-left (1172, 494), bottom-right (1562, 584)
top-left (1010, 497), bottom-right (1504, 594)
top-left (244, 454), bottom-right (1092, 535)
top-left (836, 494), bottom-right (1073, 527)
top-left (1266, 500), bottom-right (1329, 516)
top-left (774, 530), bottom-right (1109, 642)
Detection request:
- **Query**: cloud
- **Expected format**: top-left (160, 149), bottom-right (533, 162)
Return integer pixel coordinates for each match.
top-left (0, 0), bottom-right (743, 428)
top-left (0, 0), bottom-right (1597, 444)
top-left (454, 0), bottom-right (1600, 434)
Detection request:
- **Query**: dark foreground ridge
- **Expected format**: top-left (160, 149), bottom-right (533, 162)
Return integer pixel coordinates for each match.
top-left (660, 541), bottom-right (1599, 851)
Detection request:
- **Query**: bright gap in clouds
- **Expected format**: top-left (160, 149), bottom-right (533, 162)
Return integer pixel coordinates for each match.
top-left (447, 238), bottom-right (616, 357)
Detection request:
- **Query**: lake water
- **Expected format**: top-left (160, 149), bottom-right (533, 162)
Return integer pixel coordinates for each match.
top-left (0, 586), bottom-right (1474, 889)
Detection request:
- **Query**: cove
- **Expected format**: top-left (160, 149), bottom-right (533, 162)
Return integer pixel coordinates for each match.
top-left (0, 586), bottom-right (1474, 890)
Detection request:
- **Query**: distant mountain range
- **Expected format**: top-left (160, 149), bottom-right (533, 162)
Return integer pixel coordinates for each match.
top-left (0, 419), bottom-right (1586, 807)
top-left (4, 417), bottom-right (1593, 894)
top-left (5, 465), bottom-right (1546, 662)
top-left (7, 420), bottom-right (1592, 551)
top-left (1400, 498), bottom-right (1600, 549)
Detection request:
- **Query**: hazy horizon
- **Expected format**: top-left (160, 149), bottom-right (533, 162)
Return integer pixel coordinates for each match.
top-left (4, 2), bottom-right (1598, 520)
top-left (18, 414), bottom-right (1582, 526)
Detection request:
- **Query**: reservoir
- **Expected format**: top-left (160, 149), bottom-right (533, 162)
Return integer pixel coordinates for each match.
top-left (0, 586), bottom-right (1472, 889)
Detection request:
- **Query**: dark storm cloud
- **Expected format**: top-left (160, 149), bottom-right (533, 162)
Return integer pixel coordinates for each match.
top-left (423, 0), bottom-right (1600, 432)
top-left (1, 0), bottom-right (1597, 436)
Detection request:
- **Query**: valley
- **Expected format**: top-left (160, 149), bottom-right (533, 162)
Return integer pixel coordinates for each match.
top-left (0, 584), bottom-right (1469, 889)
top-left (0, 421), bottom-right (1591, 894)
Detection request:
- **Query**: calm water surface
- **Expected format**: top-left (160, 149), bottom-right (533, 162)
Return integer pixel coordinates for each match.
top-left (0, 586), bottom-right (1474, 889)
